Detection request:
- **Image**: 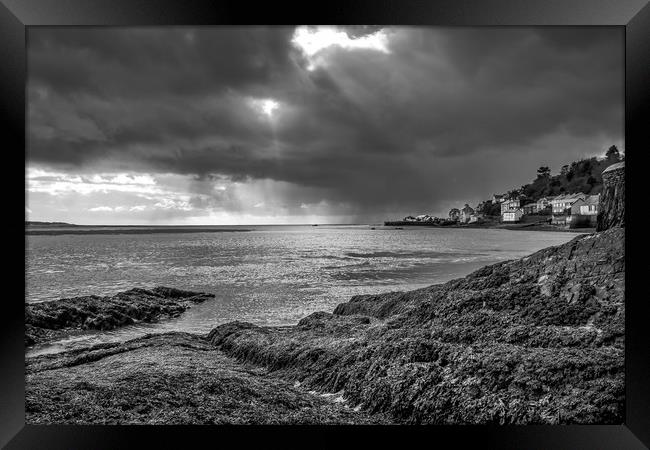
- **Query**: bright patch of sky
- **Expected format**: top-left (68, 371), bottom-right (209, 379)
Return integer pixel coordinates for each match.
top-left (25, 167), bottom-right (358, 225)
top-left (291, 26), bottom-right (390, 70)
top-left (248, 98), bottom-right (281, 119)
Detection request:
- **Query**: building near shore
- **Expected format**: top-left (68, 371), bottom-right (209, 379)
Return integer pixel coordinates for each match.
top-left (550, 193), bottom-right (586, 214)
top-left (522, 203), bottom-right (538, 215)
top-left (571, 194), bottom-right (600, 216)
top-left (502, 208), bottom-right (523, 222)
top-left (550, 192), bottom-right (588, 227)
top-left (551, 214), bottom-right (569, 226)
top-left (536, 196), bottom-right (554, 212)
top-left (567, 194), bottom-right (600, 228)
top-left (500, 198), bottom-right (520, 214)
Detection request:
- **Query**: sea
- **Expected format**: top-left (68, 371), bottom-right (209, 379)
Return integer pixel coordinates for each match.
top-left (26, 224), bottom-right (578, 355)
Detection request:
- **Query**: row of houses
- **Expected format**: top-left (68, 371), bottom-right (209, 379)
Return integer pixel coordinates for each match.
top-left (406, 191), bottom-right (600, 228)
top-left (498, 193), bottom-right (600, 227)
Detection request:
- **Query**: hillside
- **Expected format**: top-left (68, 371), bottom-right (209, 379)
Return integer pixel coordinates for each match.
top-left (477, 146), bottom-right (623, 216)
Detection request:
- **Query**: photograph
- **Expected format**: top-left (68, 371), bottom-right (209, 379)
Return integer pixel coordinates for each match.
top-left (24, 25), bottom-right (626, 426)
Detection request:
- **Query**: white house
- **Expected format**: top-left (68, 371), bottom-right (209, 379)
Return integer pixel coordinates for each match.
top-left (500, 198), bottom-right (520, 214)
top-left (550, 193), bottom-right (586, 214)
top-left (566, 194), bottom-right (600, 228)
top-left (571, 194), bottom-right (600, 216)
top-left (536, 196), bottom-right (554, 211)
top-left (522, 203), bottom-right (538, 215)
top-left (502, 208), bottom-right (523, 223)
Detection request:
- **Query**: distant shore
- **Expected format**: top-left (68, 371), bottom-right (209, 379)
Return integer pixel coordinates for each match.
top-left (383, 221), bottom-right (594, 233)
top-left (26, 227), bottom-right (252, 236)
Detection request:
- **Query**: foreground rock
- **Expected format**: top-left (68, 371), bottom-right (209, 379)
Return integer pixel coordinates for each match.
top-left (25, 287), bottom-right (214, 347)
top-left (25, 332), bottom-right (387, 424)
top-left (25, 228), bottom-right (624, 424)
top-left (207, 228), bottom-right (624, 424)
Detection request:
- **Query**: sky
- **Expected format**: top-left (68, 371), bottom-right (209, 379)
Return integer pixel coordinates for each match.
top-left (26, 26), bottom-right (624, 225)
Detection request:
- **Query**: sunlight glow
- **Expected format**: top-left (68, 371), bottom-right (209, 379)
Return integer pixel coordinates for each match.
top-left (260, 99), bottom-right (279, 117)
top-left (291, 26), bottom-right (390, 70)
top-left (249, 98), bottom-right (280, 118)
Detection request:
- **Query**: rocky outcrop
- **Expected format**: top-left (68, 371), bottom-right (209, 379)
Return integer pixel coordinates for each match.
top-left (25, 287), bottom-right (214, 347)
top-left (597, 161), bottom-right (625, 231)
top-left (25, 228), bottom-right (624, 424)
top-left (207, 228), bottom-right (624, 424)
top-left (25, 332), bottom-right (387, 424)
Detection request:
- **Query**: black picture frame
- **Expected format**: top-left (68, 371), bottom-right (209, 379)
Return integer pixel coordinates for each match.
top-left (2, 0), bottom-right (648, 448)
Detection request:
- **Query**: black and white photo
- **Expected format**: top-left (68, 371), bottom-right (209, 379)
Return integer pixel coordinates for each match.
top-left (25, 25), bottom-right (626, 426)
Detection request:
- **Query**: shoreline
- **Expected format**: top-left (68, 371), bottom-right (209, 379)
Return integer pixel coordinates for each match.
top-left (383, 222), bottom-right (594, 233)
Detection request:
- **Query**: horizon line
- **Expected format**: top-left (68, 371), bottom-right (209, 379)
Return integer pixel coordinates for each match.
top-left (25, 221), bottom-right (380, 227)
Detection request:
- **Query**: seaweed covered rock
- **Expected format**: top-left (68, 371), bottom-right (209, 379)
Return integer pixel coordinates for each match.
top-left (25, 287), bottom-right (214, 346)
top-left (25, 333), bottom-right (386, 424)
top-left (208, 228), bottom-right (625, 424)
top-left (25, 228), bottom-right (625, 425)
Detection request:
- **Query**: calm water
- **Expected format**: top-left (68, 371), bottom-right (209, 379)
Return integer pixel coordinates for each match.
top-left (26, 225), bottom-right (577, 355)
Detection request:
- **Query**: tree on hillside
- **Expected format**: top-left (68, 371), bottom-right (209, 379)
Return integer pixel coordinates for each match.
top-left (560, 165), bottom-right (570, 176)
top-left (506, 189), bottom-right (521, 200)
top-left (477, 200), bottom-right (501, 217)
top-left (545, 151), bottom-right (618, 198)
top-left (476, 144), bottom-right (622, 214)
top-left (605, 145), bottom-right (620, 163)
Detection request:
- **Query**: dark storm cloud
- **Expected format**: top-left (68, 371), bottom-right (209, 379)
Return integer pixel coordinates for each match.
top-left (29, 27), bottom-right (298, 98)
top-left (28, 26), bottom-right (623, 218)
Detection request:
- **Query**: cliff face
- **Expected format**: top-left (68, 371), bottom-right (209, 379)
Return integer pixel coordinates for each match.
top-left (597, 161), bottom-right (625, 231)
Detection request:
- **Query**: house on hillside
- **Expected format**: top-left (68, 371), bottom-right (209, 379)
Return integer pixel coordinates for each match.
top-left (550, 193), bottom-right (586, 227)
top-left (459, 204), bottom-right (475, 223)
top-left (550, 193), bottom-right (586, 214)
top-left (493, 194), bottom-right (505, 203)
top-left (502, 208), bottom-right (523, 223)
top-left (567, 194), bottom-right (600, 228)
top-left (536, 196), bottom-right (554, 212)
top-left (571, 194), bottom-right (600, 216)
top-left (500, 198), bottom-right (520, 215)
top-left (522, 203), bottom-right (538, 215)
